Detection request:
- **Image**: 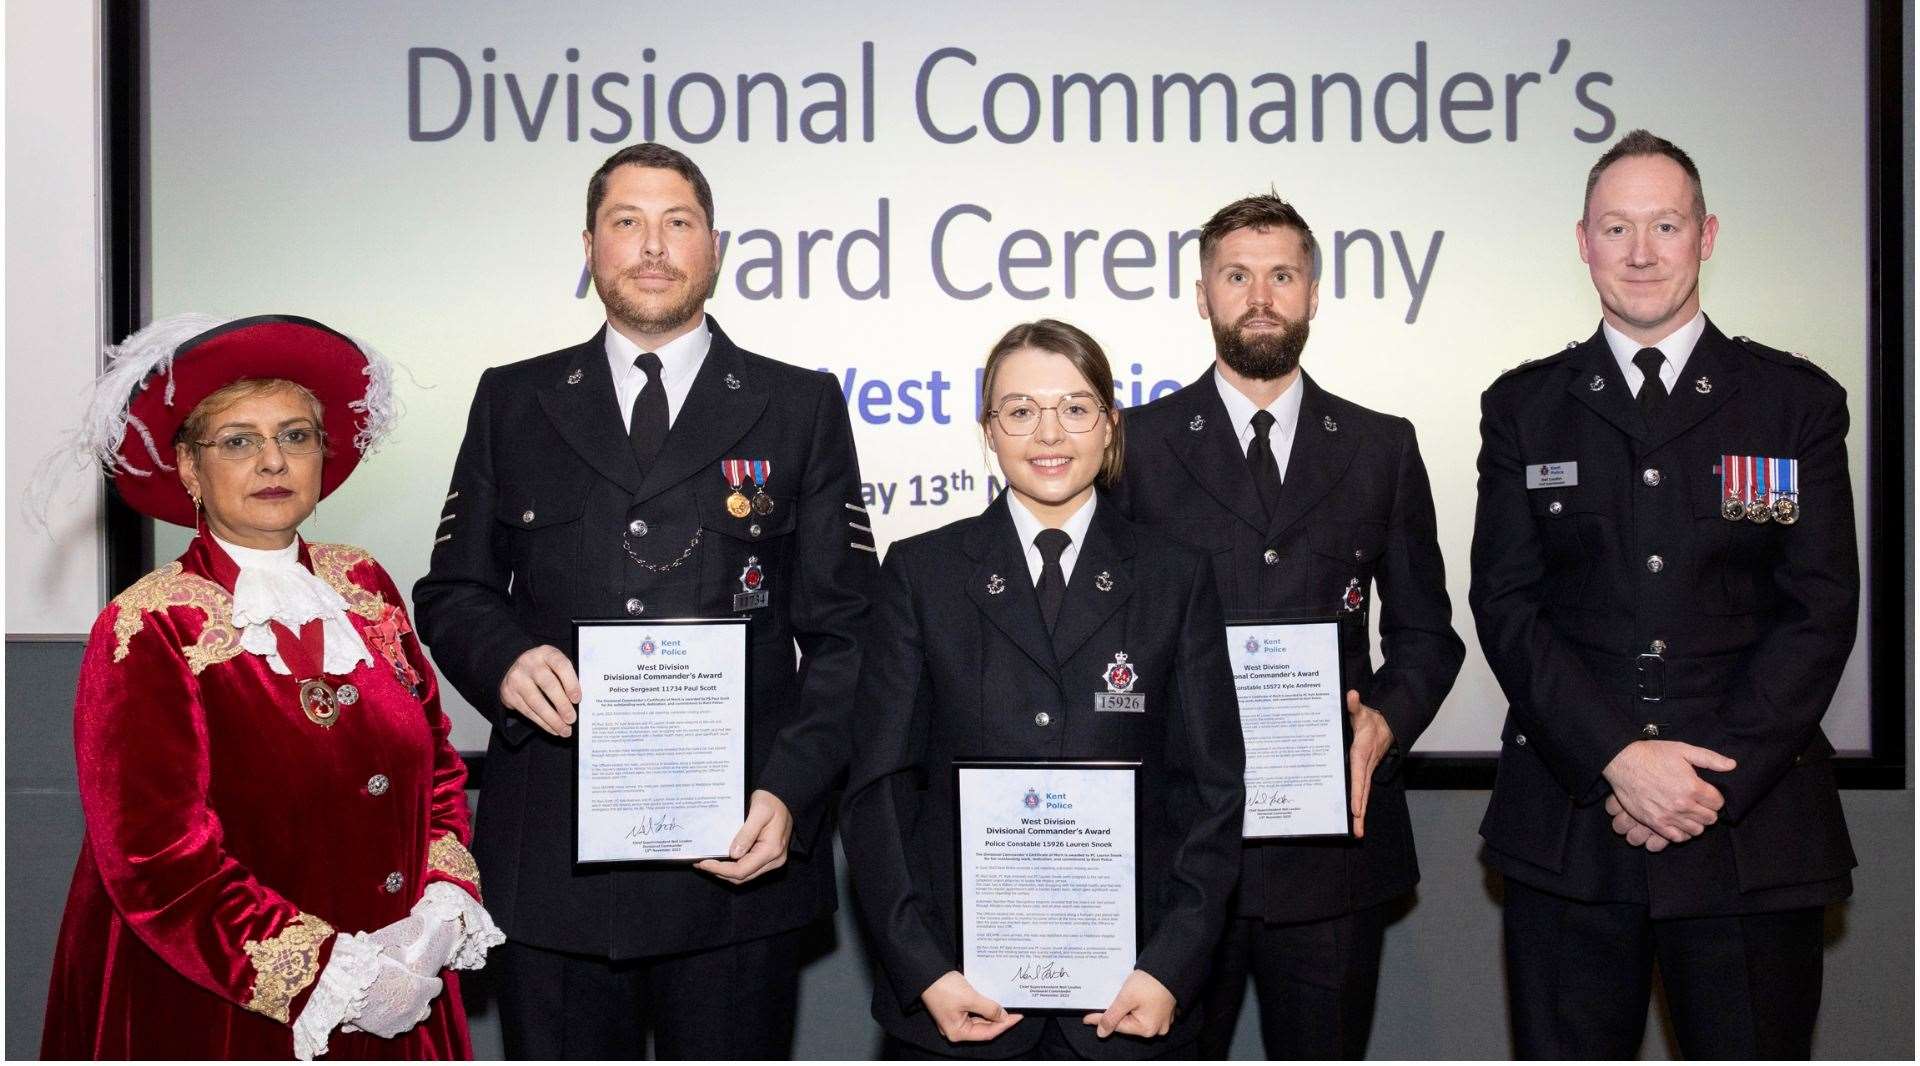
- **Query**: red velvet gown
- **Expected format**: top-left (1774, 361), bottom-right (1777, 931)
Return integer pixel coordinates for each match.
top-left (42, 534), bottom-right (480, 1059)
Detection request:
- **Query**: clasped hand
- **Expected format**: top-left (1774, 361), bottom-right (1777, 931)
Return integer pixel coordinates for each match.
top-left (1602, 739), bottom-right (1736, 850)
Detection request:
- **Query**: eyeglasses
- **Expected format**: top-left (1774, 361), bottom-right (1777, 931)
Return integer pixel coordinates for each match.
top-left (988, 395), bottom-right (1110, 436)
top-left (192, 427), bottom-right (326, 461)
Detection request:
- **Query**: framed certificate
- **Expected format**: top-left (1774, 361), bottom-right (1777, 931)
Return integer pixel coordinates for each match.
top-left (953, 760), bottom-right (1140, 1013)
top-left (573, 617), bottom-right (750, 864)
top-left (1227, 616), bottom-right (1354, 839)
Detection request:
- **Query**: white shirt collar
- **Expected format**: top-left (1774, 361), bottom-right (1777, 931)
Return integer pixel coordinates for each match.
top-left (605, 317), bottom-right (712, 424)
top-left (1005, 490), bottom-right (1097, 586)
top-left (1601, 310), bottom-right (1705, 394)
top-left (1212, 366), bottom-right (1306, 481)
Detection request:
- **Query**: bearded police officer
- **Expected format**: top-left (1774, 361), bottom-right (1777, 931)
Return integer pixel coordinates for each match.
top-left (414, 143), bottom-right (877, 1058)
top-left (1117, 194), bottom-right (1465, 1059)
top-left (1471, 130), bottom-right (1859, 1058)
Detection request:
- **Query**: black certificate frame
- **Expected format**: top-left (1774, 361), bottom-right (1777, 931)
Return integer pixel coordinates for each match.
top-left (1226, 613), bottom-right (1356, 841)
top-left (571, 615), bottom-right (752, 867)
top-left (950, 759), bottom-right (1145, 1016)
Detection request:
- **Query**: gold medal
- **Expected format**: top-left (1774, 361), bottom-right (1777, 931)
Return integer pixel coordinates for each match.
top-left (727, 491), bottom-right (752, 518)
top-left (1773, 495), bottom-right (1800, 525)
top-left (300, 678), bottom-right (339, 728)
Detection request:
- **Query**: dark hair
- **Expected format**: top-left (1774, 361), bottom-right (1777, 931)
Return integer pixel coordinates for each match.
top-left (585, 143), bottom-right (715, 231)
top-left (979, 319), bottom-right (1125, 487)
top-left (1583, 129), bottom-right (1706, 221)
top-left (1199, 192), bottom-right (1317, 266)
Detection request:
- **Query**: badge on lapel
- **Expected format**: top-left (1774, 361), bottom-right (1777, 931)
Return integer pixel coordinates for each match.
top-left (1095, 652), bottom-right (1145, 712)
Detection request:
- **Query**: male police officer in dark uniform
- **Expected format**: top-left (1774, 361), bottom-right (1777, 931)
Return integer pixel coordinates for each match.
top-left (1471, 130), bottom-right (1859, 1058)
top-left (414, 143), bottom-right (877, 1058)
top-left (1118, 194), bottom-right (1465, 1059)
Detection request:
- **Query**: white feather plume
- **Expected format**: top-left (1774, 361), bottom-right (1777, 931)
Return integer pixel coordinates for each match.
top-left (344, 332), bottom-right (399, 456)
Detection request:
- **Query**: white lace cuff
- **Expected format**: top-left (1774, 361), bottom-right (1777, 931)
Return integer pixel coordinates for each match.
top-left (419, 881), bottom-right (506, 971)
top-left (291, 930), bottom-right (381, 1061)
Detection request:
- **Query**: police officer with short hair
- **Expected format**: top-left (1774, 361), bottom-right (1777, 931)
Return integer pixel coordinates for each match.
top-left (414, 143), bottom-right (878, 1059)
top-left (1471, 129), bottom-right (1859, 1059)
top-left (1117, 194), bottom-right (1465, 1060)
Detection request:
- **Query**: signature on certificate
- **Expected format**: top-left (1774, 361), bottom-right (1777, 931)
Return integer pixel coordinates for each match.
top-left (625, 812), bottom-right (685, 839)
top-left (1014, 960), bottom-right (1071, 981)
top-left (1246, 788), bottom-right (1293, 809)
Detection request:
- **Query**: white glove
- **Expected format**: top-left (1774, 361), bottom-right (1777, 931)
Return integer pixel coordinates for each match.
top-left (341, 953), bottom-right (443, 1039)
top-left (363, 909), bottom-right (461, 978)
top-left (362, 883), bottom-right (503, 977)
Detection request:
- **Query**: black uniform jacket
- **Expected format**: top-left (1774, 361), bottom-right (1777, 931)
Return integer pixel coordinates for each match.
top-left (1470, 318), bottom-right (1858, 917)
top-left (839, 492), bottom-right (1245, 1059)
top-left (413, 316), bottom-right (877, 958)
top-left (1115, 370), bottom-right (1465, 923)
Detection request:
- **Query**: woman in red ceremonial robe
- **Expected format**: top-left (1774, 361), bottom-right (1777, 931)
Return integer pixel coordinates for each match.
top-left (41, 315), bottom-right (503, 1059)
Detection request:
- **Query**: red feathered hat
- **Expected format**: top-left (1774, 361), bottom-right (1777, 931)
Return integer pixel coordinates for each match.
top-left (87, 314), bottom-right (396, 528)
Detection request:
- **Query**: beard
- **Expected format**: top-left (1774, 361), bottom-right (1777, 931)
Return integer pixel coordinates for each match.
top-left (595, 259), bottom-right (713, 336)
top-left (1212, 308), bottom-right (1310, 380)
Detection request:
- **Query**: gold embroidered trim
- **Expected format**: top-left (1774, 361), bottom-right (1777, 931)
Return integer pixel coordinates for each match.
top-left (109, 563), bottom-right (244, 674)
top-left (428, 834), bottom-right (482, 892)
top-left (308, 542), bottom-right (388, 621)
top-left (242, 911), bottom-right (335, 1023)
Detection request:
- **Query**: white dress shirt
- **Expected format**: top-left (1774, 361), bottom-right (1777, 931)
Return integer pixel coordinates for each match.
top-left (1213, 367), bottom-right (1306, 482)
top-left (1602, 310), bottom-right (1705, 398)
top-left (1006, 491), bottom-right (1097, 586)
top-left (605, 318), bottom-right (712, 429)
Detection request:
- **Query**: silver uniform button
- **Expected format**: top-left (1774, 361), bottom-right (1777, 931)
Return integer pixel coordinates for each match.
top-left (1646, 555), bottom-right (1665, 573)
top-left (1641, 723), bottom-right (1661, 739)
top-left (1034, 712), bottom-right (1051, 727)
top-left (522, 510), bottom-right (535, 524)
top-left (1642, 468), bottom-right (1661, 487)
top-left (749, 523), bottom-right (762, 537)
top-left (383, 872), bottom-right (405, 894)
top-left (1263, 549), bottom-right (1280, 566)
top-left (1514, 733), bottom-right (1527, 746)
top-left (625, 598), bottom-right (644, 616)
top-left (1650, 639), bottom-right (1668, 655)
top-left (628, 519), bottom-right (648, 536)
top-left (1548, 501), bottom-right (1563, 515)
top-left (367, 774), bottom-right (390, 797)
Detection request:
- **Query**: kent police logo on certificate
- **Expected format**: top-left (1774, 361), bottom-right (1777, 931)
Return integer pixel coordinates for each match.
top-left (1096, 652), bottom-right (1145, 712)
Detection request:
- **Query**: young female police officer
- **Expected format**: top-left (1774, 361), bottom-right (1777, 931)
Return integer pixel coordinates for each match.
top-left (840, 319), bottom-right (1245, 1059)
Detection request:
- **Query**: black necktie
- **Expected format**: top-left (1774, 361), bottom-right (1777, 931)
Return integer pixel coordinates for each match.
top-left (1633, 348), bottom-right (1669, 421)
top-left (1248, 410), bottom-right (1284, 518)
top-left (1034, 528), bottom-right (1072, 632)
top-left (629, 352), bottom-right (669, 469)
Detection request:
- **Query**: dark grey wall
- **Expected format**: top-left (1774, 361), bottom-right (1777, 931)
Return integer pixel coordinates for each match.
top-left (9, 640), bottom-right (1912, 1060)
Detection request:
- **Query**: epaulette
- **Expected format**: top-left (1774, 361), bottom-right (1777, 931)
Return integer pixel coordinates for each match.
top-left (1491, 342), bottom-right (1578, 383)
top-left (1730, 334), bottom-right (1841, 387)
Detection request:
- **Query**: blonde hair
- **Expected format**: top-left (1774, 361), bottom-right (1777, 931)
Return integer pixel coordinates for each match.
top-left (175, 378), bottom-right (325, 447)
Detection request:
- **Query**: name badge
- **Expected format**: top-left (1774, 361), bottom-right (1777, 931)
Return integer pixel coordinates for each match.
top-left (1094, 693), bottom-right (1145, 713)
top-left (1525, 461), bottom-right (1578, 489)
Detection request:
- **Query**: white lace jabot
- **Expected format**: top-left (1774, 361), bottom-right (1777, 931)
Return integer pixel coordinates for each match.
top-left (214, 534), bottom-right (373, 677)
